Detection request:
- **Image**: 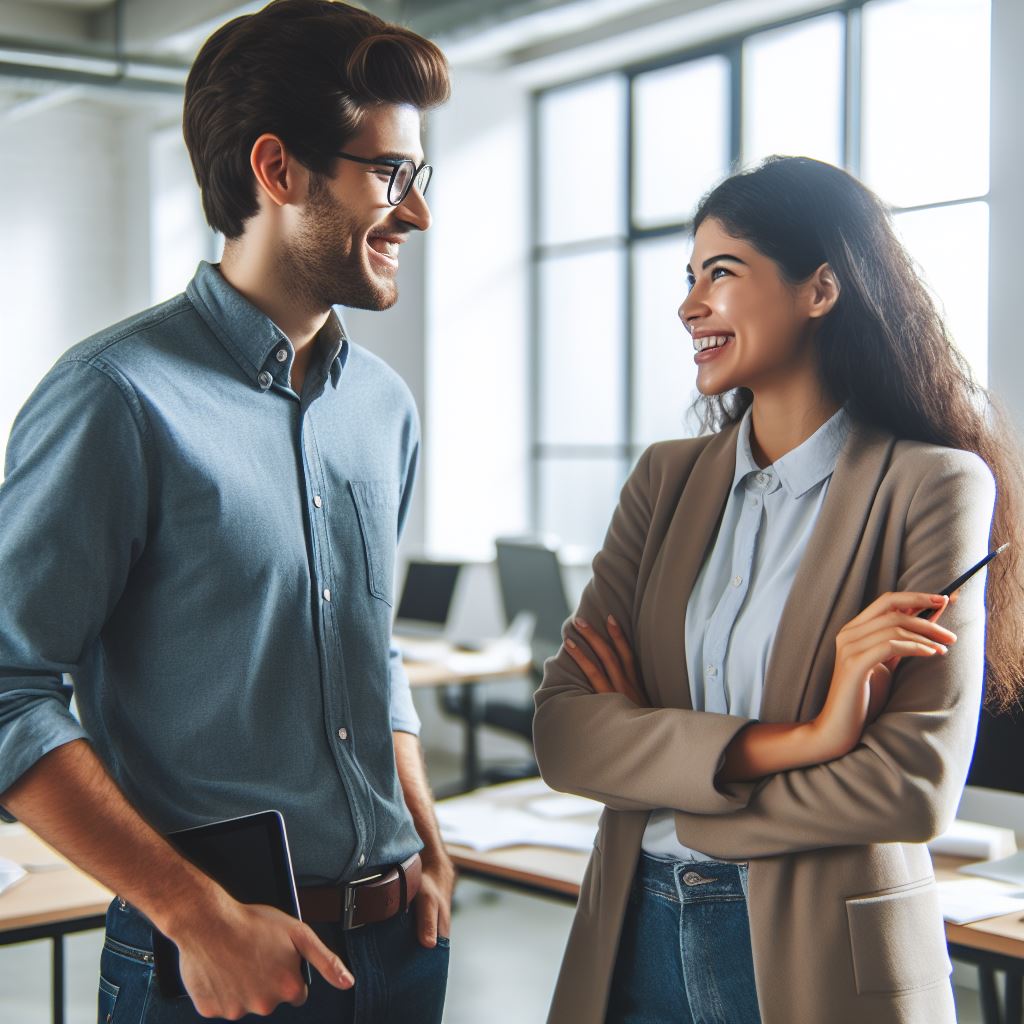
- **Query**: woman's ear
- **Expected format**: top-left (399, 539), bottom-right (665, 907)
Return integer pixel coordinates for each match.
top-left (806, 262), bottom-right (840, 320)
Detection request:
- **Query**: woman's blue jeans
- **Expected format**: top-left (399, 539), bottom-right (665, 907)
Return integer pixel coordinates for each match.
top-left (96, 897), bottom-right (449, 1023)
top-left (606, 852), bottom-right (762, 1024)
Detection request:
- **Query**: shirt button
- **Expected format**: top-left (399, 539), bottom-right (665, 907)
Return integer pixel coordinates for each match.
top-left (257, 370), bottom-right (273, 390)
top-left (276, 348), bottom-right (288, 362)
top-left (706, 665), bottom-right (717, 677)
top-left (337, 727), bottom-right (348, 741)
top-left (732, 575), bottom-right (743, 587)
top-left (313, 495), bottom-right (323, 509)
top-left (750, 498), bottom-right (759, 507)
top-left (323, 588), bottom-right (332, 602)
top-left (358, 853), bottom-right (366, 867)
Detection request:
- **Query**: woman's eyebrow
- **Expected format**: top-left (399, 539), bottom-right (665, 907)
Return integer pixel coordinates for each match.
top-left (685, 254), bottom-right (748, 275)
top-left (701, 254), bottom-right (747, 270)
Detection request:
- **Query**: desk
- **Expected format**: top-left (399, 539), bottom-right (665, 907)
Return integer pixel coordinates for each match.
top-left (400, 638), bottom-right (532, 793)
top-left (443, 779), bottom-right (1024, 1024)
top-left (0, 825), bottom-right (112, 1024)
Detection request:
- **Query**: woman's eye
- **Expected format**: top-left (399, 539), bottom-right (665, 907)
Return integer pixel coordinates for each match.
top-left (685, 275), bottom-right (696, 291)
top-left (710, 266), bottom-right (731, 281)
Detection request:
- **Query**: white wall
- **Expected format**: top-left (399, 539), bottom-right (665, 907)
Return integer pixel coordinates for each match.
top-left (422, 66), bottom-right (532, 560)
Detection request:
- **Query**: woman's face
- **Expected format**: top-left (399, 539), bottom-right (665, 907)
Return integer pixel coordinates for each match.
top-left (680, 217), bottom-right (822, 398)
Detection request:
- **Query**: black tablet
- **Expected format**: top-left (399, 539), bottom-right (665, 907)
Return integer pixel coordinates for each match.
top-left (152, 809), bottom-right (308, 999)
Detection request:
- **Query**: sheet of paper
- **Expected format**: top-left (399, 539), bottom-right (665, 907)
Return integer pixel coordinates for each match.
top-left (525, 794), bottom-right (600, 820)
top-left (0, 856), bottom-right (27, 896)
top-left (437, 798), bottom-right (598, 852)
top-left (960, 851), bottom-right (1024, 887)
top-left (937, 878), bottom-right (1024, 925)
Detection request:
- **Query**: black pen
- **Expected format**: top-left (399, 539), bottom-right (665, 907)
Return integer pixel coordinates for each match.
top-left (916, 543), bottom-right (1009, 618)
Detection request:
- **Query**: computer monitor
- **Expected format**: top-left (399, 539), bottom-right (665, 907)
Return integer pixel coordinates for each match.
top-left (394, 560), bottom-right (462, 634)
top-left (967, 695), bottom-right (1024, 794)
top-left (495, 538), bottom-right (572, 662)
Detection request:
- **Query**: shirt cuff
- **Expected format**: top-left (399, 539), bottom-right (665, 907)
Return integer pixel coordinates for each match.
top-left (0, 697), bottom-right (88, 800)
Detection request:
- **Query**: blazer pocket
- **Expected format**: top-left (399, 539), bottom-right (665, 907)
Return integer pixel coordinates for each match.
top-left (349, 480), bottom-right (398, 606)
top-left (845, 879), bottom-right (951, 995)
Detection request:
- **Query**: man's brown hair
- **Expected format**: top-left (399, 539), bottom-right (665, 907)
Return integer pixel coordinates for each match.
top-left (183, 0), bottom-right (451, 239)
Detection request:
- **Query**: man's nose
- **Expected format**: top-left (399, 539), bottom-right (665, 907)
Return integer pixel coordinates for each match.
top-left (395, 185), bottom-right (431, 231)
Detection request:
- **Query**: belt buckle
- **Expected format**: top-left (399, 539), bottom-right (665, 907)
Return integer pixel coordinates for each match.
top-left (342, 884), bottom-right (362, 930)
top-left (341, 870), bottom-right (382, 930)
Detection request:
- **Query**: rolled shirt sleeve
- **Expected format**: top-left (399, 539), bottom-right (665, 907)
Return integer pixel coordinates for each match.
top-left (0, 359), bottom-right (150, 798)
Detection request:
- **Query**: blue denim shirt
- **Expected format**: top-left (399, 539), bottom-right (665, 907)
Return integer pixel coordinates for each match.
top-left (0, 261), bottom-right (423, 883)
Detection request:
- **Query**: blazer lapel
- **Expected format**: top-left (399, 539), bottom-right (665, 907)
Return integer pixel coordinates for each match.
top-left (641, 424), bottom-right (740, 711)
top-left (759, 421), bottom-right (896, 723)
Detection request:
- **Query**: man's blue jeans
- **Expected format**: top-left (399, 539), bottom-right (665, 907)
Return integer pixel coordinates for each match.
top-left (606, 852), bottom-right (762, 1024)
top-left (96, 897), bottom-right (449, 1023)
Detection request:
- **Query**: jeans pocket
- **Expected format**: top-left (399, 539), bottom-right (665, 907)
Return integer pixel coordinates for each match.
top-left (100, 935), bottom-right (156, 1021)
top-left (436, 935), bottom-right (451, 949)
top-left (845, 879), bottom-right (952, 994)
top-left (349, 480), bottom-right (398, 606)
top-left (97, 975), bottom-right (119, 1023)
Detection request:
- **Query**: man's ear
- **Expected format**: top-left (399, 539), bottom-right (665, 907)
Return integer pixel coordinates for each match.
top-left (806, 262), bottom-right (840, 320)
top-left (250, 133), bottom-right (309, 208)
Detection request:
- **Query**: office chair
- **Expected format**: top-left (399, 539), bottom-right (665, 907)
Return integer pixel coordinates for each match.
top-left (440, 537), bottom-right (572, 785)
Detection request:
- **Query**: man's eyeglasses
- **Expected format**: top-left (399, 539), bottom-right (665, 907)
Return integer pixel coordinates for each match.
top-left (333, 152), bottom-right (432, 206)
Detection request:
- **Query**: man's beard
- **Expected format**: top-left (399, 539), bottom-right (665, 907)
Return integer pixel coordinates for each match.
top-left (278, 175), bottom-right (398, 312)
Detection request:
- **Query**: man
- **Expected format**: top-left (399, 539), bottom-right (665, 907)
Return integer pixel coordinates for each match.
top-left (0, 2), bottom-right (453, 1020)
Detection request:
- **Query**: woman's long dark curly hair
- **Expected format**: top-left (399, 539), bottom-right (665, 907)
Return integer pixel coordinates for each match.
top-left (691, 155), bottom-right (1024, 710)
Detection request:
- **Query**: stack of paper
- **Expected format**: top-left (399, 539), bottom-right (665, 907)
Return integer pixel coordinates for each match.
top-left (937, 878), bottom-right (1024, 925)
top-left (0, 856), bottom-right (27, 897)
top-left (928, 819), bottom-right (1018, 860)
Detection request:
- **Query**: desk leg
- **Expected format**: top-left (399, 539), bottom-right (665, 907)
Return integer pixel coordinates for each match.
top-left (1007, 970), bottom-right (1022, 1024)
top-left (979, 965), bottom-right (1002, 1024)
top-left (460, 683), bottom-right (482, 792)
top-left (52, 935), bottom-right (65, 1024)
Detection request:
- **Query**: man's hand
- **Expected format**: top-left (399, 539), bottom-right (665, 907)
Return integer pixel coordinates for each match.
top-left (414, 851), bottom-right (455, 948)
top-left (392, 731), bottom-right (455, 948)
top-left (168, 888), bottom-right (354, 1020)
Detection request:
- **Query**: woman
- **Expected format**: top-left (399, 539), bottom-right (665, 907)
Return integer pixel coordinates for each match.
top-left (533, 156), bottom-right (1024, 1024)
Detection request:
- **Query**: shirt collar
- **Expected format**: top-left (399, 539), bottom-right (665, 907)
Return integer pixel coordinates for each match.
top-left (733, 404), bottom-right (852, 499)
top-left (185, 260), bottom-right (349, 393)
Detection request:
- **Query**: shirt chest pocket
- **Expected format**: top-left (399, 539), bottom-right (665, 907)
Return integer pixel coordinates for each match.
top-left (349, 480), bottom-right (398, 606)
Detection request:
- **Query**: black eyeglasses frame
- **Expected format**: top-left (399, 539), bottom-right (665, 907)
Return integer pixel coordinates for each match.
top-left (332, 152), bottom-right (433, 206)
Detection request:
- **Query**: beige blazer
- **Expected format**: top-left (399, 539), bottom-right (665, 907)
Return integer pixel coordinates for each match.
top-left (534, 419), bottom-right (996, 1024)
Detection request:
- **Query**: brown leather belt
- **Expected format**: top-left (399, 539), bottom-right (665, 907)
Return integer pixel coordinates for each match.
top-left (297, 852), bottom-right (421, 929)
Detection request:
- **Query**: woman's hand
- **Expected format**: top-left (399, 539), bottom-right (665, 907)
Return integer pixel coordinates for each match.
top-left (563, 615), bottom-right (648, 707)
top-left (812, 591), bottom-right (957, 761)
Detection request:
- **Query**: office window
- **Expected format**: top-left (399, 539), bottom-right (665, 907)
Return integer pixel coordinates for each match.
top-left (531, 0), bottom-right (991, 553)
top-left (633, 57), bottom-right (731, 229)
top-left (742, 14), bottom-right (844, 167)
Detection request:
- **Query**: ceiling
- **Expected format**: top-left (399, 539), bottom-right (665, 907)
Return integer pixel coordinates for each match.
top-left (0, 0), bottom-right (773, 114)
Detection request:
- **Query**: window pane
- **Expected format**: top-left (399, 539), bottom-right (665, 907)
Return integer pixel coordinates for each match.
top-left (632, 234), bottom-right (699, 446)
top-left (743, 14), bottom-right (843, 167)
top-left (539, 457), bottom-right (630, 555)
top-left (894, 201), bottom-right (989, 384)
top-left (862, 0), bottom-right (990, 207)
top-left (539, 248), bottom-right (625, 445)
top-left (539, 75), bottom-right (626, 246)
top-left (633, 56), bottom-right (730, 229)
